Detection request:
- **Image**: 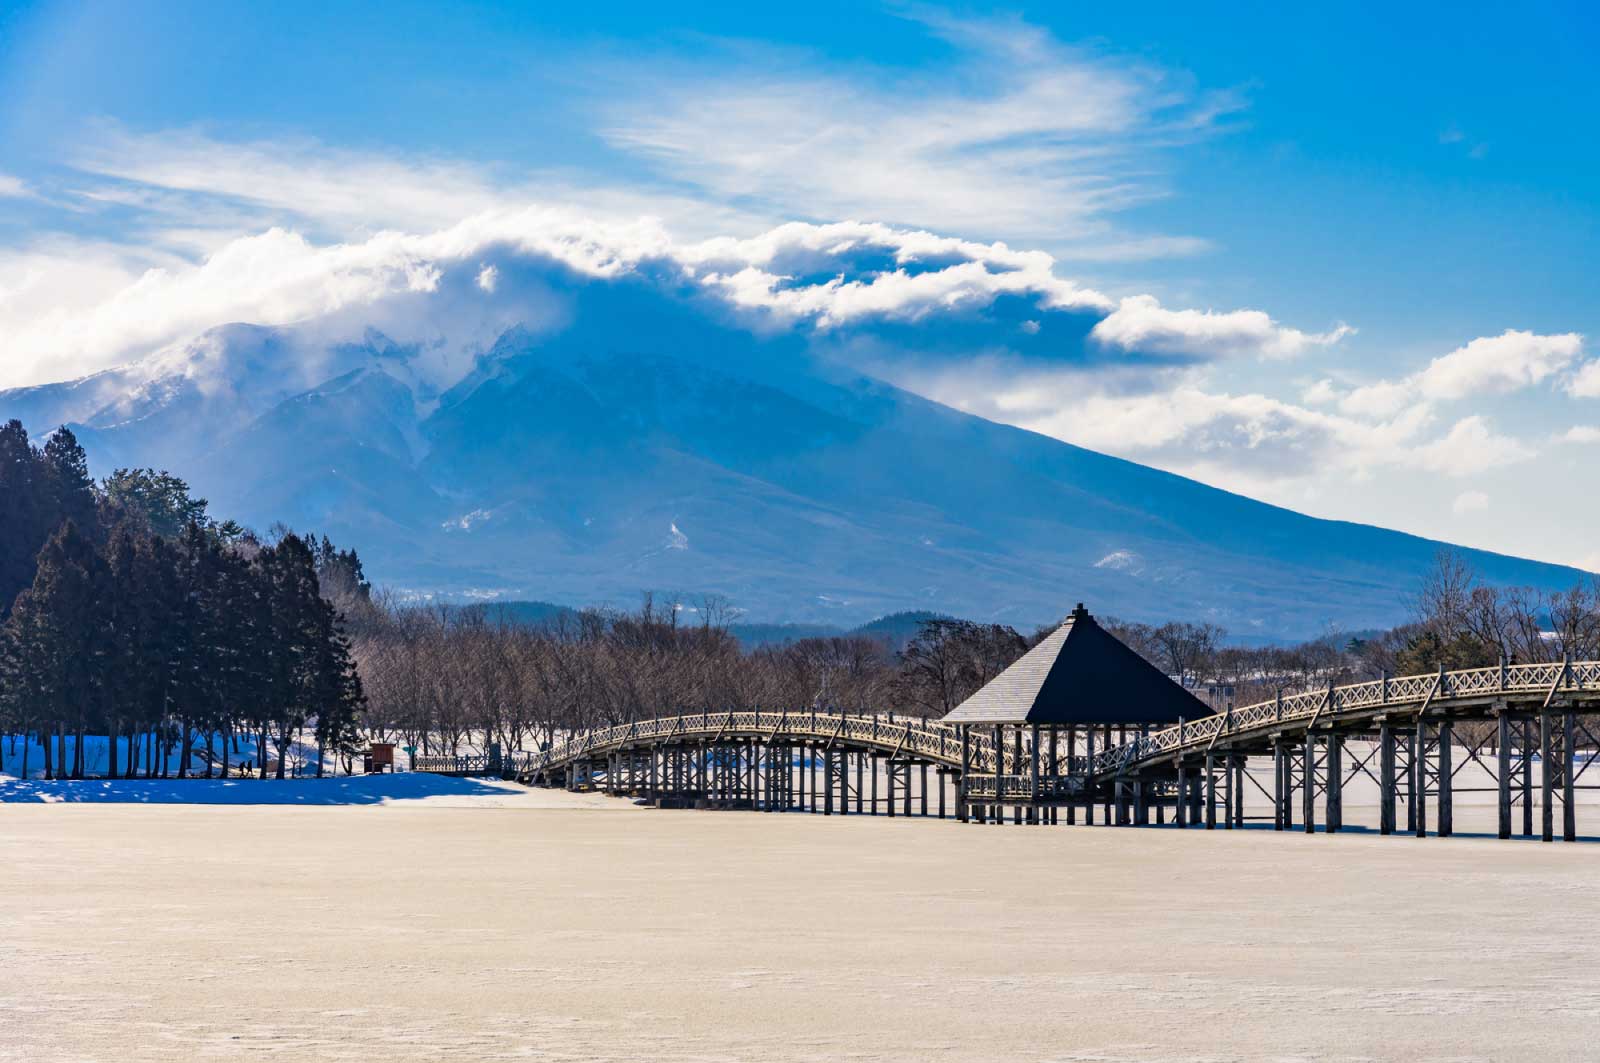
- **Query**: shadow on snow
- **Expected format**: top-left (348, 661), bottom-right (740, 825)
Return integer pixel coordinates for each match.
top-left (0, 772), bottom-right (520, 805)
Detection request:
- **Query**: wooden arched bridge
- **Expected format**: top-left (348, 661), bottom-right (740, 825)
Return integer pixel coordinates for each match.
top-left (415, 659), bottom-right (1600, 842)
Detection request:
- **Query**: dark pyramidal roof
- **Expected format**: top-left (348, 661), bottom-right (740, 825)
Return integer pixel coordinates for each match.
top-left (942, 604), bottom-right (1212, 726)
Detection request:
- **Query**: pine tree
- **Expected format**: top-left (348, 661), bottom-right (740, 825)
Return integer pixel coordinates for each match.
top-left (3, 522), bottom-right (108, 778)
top-left (41, 429), bottom-right (98, 542)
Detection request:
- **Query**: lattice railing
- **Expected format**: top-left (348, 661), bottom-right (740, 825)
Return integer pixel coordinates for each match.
top-left (1090, 659), bottom-right (1600, 777)
top-left (441, 709), bottom-right (1010, 779)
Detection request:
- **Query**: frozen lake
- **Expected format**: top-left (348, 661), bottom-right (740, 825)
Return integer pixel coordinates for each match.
top-left (3, 778), bottom-right (1599, 1061)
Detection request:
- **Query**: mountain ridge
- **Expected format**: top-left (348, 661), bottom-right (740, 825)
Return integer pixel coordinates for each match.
top-left (4, 320), bottom-right (1589, 637)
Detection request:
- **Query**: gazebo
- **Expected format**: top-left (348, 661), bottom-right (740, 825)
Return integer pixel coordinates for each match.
top-left (942, 603), bottom-right (1211, 825)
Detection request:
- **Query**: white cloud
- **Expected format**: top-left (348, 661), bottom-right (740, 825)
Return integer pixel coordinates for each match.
top-left (1301, 378), bottom-right (1338, 405)
top-left (1559, 426), bottom-right (1600, 444)
top-left (1411, 416), bottom-right (1533, 477)
top-left (8, 197), bottom-right (1351, 389)
top-left (1089, 294), bottom-right (1351, 360)
top-left (1325, 329), bottom-right (1587, 422)
top-left (906, 360), bottom-right (1523, 494)
top-left (1452, 490), bottom-right (1489, 515)
top-left (1569, 359), bottom-right (1600, 398)
top-left (1415, 329), bottom-right (1583, 400)
top-left (1339, 378), bottom-right (1415, 419)
top-left (0, 173), bottom-right (34, 199)
top-left (598, 13), bottom-right (1238, 250)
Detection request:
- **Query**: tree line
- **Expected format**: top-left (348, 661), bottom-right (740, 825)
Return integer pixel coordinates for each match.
top-left (0, 421), bottom-right (364, 780)
top-left (5, 416), bottom-right (1596, 778)
top-left (341, 551), bottom-right (1600, 762)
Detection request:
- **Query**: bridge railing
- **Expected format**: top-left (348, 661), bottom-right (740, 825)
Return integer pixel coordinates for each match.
top-left (413, 753), bottom-right (495, 775)
top-left (486, 708), bottom-right (1021, 778)
top-left (1091, 659), bottom-right (1600, 777)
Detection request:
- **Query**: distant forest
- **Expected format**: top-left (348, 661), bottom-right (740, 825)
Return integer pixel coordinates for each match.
top-left (3, 420), bottom-right (1598, 777)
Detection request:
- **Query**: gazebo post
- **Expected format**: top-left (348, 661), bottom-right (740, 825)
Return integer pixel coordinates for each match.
top-left (1029, 724), bottom-right (1041, 825)
top-left (1084, 726), bottom-right (1095, 826)
top-left (1047, 726), bottom-right (1059, 825)
top-left (993, 723), bottom-right (1004, 826)
top-left (957, 725), bottom-right (970, 823)
top-left (1103, 724), bottom-right (1113, 825)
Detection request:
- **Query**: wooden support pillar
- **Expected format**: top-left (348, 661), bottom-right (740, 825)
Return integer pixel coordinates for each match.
top-left (1522, 718), bottom-right (1534, 837)
top-left (1066, 727), bottom-right (1078, 825)
top-left (1175, 763), bottom-right (1188, 828)
top-left (994, 724), bottom-right (1005, 827)
top-left (1204, 752), bottom-right (1216, 830)
top-left (1326, 734), bottom-right (1343, 833)
top-left (938, 767), bottom-right (947, 819)
top-left (957, 727), bottom-right (970, 823)
top-left (1497, 713), bottom-right (1511, 839)
top-left (1222, 755), bottom-right (1234, 831)
top-left (1541, 712), bottom-right (1554, 843)
top-left (1047, 727), bottom-right (1059, 826)
top-left (1272, 742), bottom-right (1284, 831)
top-left (1379, 722), bottom-right (1395, 835)
top-left (1082, 726), bottom-right (1093, 826)
top-left (1406, 731), bottom-right (1419, 834)
top-left (1234, 756), bottom-right (1246, 828)
top-left (920, 763), bottom-right (929, 817)
top-left (824, 748), bottom-right (834, 816)
top-left (871, 753), bottom-right (879, 815)
top-left (855, 750), bottom-right (864, 814)
top-left (1414, 717), bottom-right (1427, 838)
top-left (1563, 711), bottom-right (1577, 843)
top-left (905, 762), bottom-right (914, 818)
top-left (1302, 734), bottom-right (1315, 834)
top-left (1437, 720), bottom-right (1453, 838)
top-left (1013, 729), bottom-right (1024, 825)
top-left (1028, 724), bottom-right (1040, 825)
top-left (1104, 725), bottom-right (1114, 825)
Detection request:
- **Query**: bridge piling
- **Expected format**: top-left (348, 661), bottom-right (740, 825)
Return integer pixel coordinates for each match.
top-left (1522, 719), bottom-right (1534, 837)
top-left (1414, 718), bottom-right (1428, 839)
top-left (1326, 735), bottom-right (1343, 833)
top-left (1202, 753), bottom-right (1216, 830)
top-left (1497, 713), bottom-right (1512, 838)
top-left (1564, 711), bottom-right (1577, 842)
top-left (1542, 713), bottom-right (1554, 842)
top-left (1438, 721), bottom-right (1453, 838)
top-left (1270, 744), bottom-right (1282, 830)
top-left (1302, 735), bottom-right (1315, 835)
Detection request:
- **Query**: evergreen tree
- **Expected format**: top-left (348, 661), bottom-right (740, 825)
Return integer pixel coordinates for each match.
top-left (2, 522), bottom-right (108, 778)
top-left (101, 468), bottom-right (210, 539)
top-left (40, 429), bottom-right (98, 542)
top-left (0, 420), bottom-right (48, 616)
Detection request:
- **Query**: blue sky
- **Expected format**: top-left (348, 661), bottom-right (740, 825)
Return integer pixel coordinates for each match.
top-left (2, 0), bottom-right (1598, 569)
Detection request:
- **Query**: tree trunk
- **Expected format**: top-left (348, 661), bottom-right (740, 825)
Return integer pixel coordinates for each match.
top-left (219, 724), bottom-right (230, 779)
top-left (316, 737), bottom-right (326, 778)
top-left (22, 730), bottom-right (32, 779)
top-left (177, 720), bottom-right (191, 779)
top-left (275, 727), bottom-right (290, 779)
top-left (75, 727), bottom-right (85, 778)
top-left (258, 724), bottom-right (269, 779)
top-left (43, 727), bottom-right (53, 780)
top-left (107, 719), bottom-right (118, 779)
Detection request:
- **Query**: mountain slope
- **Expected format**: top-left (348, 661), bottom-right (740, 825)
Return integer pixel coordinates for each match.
top-left (4, 323), bottom-right (1588, 636)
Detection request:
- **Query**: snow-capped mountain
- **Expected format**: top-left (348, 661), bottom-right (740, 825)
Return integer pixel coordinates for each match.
top-left (4, 315), bottom-right (1588, 637)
